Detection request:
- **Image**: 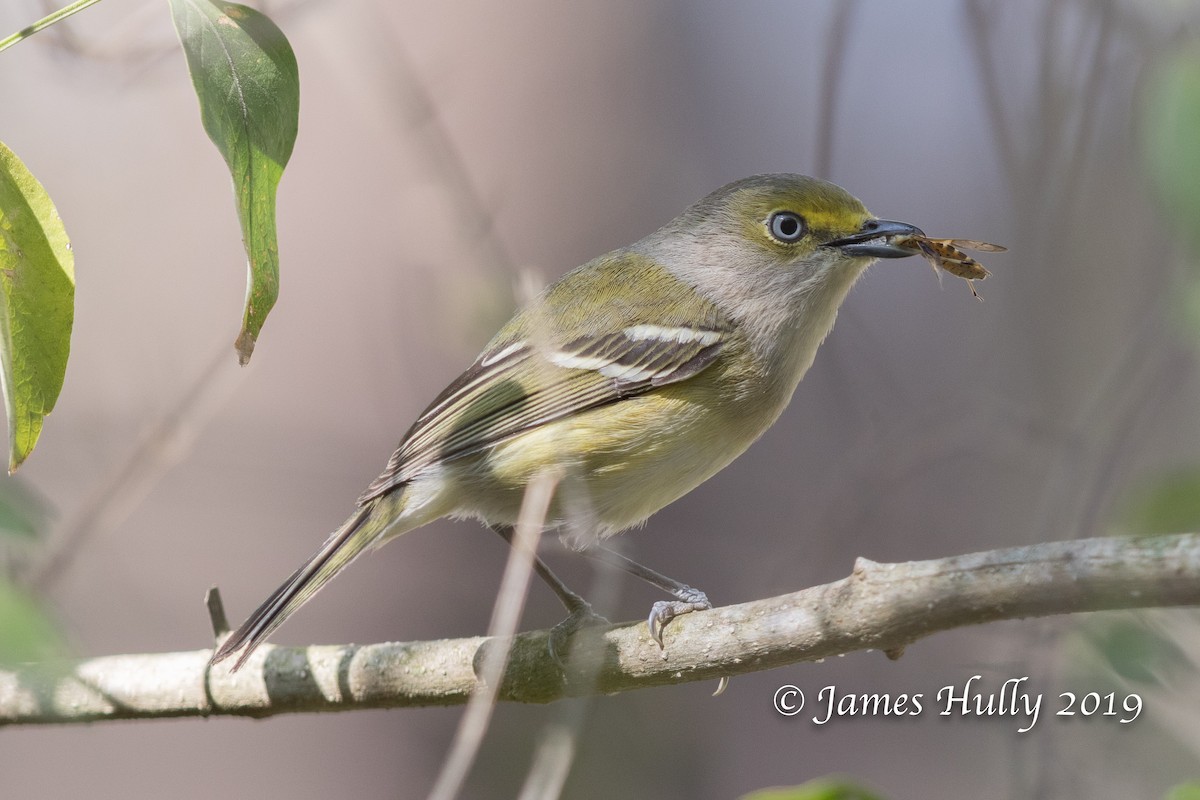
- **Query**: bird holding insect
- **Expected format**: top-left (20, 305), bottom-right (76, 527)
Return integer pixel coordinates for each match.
top-left (210, 173), bottom-right (1003, 670)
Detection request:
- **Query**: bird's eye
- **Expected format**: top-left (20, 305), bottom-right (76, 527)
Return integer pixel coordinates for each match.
top-left (768, 211), bottom-right (806, 243)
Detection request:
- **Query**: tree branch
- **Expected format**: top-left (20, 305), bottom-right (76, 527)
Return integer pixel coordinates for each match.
top-left (3, 533), bottom-right (1198, 726)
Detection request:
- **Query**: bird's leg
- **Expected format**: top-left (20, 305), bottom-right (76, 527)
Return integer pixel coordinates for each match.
top-left (582, 545), bottom-right (711, 647)
top-left (489, 524), bottom-right (590, 611)
top-left (489, 525), bottom-right (608, 661)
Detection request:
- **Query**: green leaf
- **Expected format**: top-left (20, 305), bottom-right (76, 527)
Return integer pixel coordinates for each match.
top-left (1143, 46), bottom-right (1200, 260)
top-left (1119, 468), bottom-right (1200, 536)
top-left (1165, 783), bottom-right (1200, 800)
top-left (0, 478), bottom-right (50, 540)
top-left (740, 779), bottom-right (884, 800)
top-left (0, 577), bottom-right (66, 664)
top-left (169, 0), bottom-right (298, 365)
top-left (1081, 615), bottom-right (1190, 685)
top-left (0, 141), bottom-right (75, 473)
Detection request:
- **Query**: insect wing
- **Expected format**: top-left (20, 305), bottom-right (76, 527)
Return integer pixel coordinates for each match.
top-left (941, 239), bottom-right (1007, 253)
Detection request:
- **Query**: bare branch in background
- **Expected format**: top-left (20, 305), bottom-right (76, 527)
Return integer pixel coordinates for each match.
top-left (964, 0), bottom-right (1020, 194)
top-left (3, 533), bottom-right (1198, 726)
top-left (350, 5), bottom-right (517, 278)
top-left (26, 342), bottom-right (241, 593)
top-left (813, 0), bottom-right (858, 179)
top-left (1057, 1), bottom-right (1115, 220)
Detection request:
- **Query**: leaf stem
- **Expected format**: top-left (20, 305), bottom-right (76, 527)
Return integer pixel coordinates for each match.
top-left (0, 0), bottom-right (104, 54)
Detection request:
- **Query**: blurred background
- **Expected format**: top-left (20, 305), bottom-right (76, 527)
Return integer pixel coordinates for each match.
top-left (4, 0), bottom-right (1200, 797)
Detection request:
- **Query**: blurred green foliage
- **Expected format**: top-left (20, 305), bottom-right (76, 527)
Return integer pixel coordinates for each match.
top-left (1120, 468), bottom-right (1200, 537)
top-left (1092, 50), bottom-right (1200, 762)
top-left (1143, 45), bottom-right (1200, 261)
top-left (0, 479), bottom-right (49, 540)
top-left (0, 479), bottom-right (61, 663)
top-left (1144, 44), bottom-right (1200, 334)
top-left (1165, 783), bottom-right (1200, 800)
top-left (1079, 614), bottom-right (1191, 685)
top-left (0, 578), bottom-right (64, 664)
top-left (740, 778), bottom-right (884, 800)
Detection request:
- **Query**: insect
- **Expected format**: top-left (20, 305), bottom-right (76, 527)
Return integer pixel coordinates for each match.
top-left (894, 236), bottom-right (1006, 299)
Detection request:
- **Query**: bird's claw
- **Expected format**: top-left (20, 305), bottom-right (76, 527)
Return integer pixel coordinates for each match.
top-left (547, 601), bottom-right (610, 666)
top-left (647, 586), bottom-right (711, 648)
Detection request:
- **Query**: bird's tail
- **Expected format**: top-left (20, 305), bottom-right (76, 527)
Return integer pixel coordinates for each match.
top-left (211, 500), bottom-right (396, 671)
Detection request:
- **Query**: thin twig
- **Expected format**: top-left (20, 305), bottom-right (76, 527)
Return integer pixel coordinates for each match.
top-left (0, 0), bottom-right (103, 54)
top-left (427, 469), bottom-right (559, 800)
top-left (205, 587), bottom-right (230, 639)
top-left (518, 723), bottom-right (577, 800)
top-left (516, 520), bottom-right (628, 797)
top-left (1057, 1), bottom-right (1115, 217)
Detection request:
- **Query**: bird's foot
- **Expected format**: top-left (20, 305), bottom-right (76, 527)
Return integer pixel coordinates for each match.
top-left (647, 586), bottom-right (711, 648)
top-left (547, 600), bottom-right (610, 666)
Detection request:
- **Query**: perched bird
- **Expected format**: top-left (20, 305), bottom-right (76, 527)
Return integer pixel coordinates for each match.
top-left (211, 173), bottom-right (925, 669)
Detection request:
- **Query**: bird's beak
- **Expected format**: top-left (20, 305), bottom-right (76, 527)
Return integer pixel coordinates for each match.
top-left (825, 219), bottom-right (925, 259)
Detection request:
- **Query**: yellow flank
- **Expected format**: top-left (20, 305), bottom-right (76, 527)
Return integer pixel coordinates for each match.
top-left (477, 383), bottom-right (747, 532)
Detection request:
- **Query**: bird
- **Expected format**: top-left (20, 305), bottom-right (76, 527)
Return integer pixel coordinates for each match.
top-left (210, 173), bottom-right (925, 670)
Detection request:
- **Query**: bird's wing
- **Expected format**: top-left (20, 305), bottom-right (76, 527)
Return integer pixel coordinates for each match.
top-left (357, 253), bottom-right (732, 504)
